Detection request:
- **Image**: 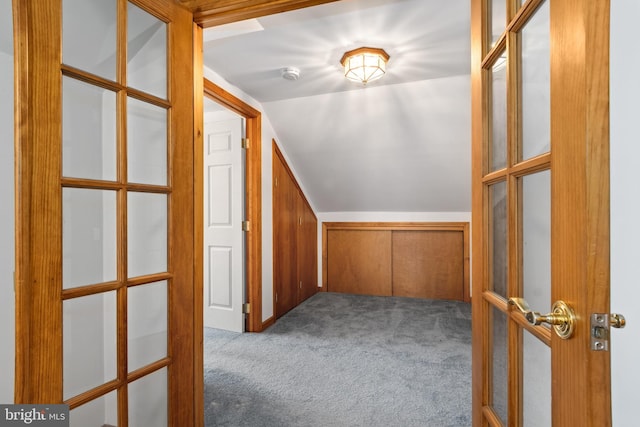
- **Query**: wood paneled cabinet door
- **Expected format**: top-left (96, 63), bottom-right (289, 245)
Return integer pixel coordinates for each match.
top-left (274, 152), bottom-right (297, 317)
top-left (273, 141), bottom-right (318, 319)
top-left (297, 195), bottom-right (318, 304)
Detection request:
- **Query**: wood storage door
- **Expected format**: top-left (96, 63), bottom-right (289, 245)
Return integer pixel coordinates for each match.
top-left (326, 229), bottom-right (393, 296)
top-left (297, 195), bottom-right (318, 304)
top-left (273, 145), bottom-right (297, 317)
top-left (392, 231), bottom-right (464, 300)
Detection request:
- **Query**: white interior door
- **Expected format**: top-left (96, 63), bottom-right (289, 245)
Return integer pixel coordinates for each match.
top-left (203, 114), bottom-right (245, 332)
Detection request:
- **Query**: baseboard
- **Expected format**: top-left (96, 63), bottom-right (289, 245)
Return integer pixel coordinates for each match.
top-left (261, 316), bottom-right (275, 331)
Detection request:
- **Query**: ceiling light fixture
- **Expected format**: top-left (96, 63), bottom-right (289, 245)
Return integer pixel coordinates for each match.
top-left (340, 47), bottom-right (390, 85)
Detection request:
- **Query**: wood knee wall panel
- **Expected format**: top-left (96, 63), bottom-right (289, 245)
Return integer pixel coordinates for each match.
top-left (323, 222), bottom-right (470, 302)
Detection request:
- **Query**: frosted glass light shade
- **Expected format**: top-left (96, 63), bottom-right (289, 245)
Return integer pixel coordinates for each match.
top-left (340, 47), bottom-right (390, 84)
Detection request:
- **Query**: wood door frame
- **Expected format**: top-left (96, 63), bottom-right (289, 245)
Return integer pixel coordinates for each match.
top-left (180, 0), bottom-right (341, 27)
top-left (471, 0), bottom-right (611, 425)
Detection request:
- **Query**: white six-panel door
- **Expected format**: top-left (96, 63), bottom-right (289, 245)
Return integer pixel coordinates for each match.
top-left (203, 115), bottom-right (245, 332)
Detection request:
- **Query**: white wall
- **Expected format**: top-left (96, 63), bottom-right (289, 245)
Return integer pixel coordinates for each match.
top-left (610, 1), bottom-right (640, 425)
top-left (0, 43), bottom-right (15, 405)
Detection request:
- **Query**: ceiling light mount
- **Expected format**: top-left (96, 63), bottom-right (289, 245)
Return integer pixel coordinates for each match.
top-left (340, 47), bottom-right (390, 85)
top-left (281, 66), bottom-right (301, 81)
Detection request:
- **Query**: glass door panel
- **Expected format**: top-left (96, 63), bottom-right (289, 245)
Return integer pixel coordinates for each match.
top-left (127, 192), bottom-right (168, 278)
top-left (522, 332), bottom-right (551, 427)
top-left (128, 368), bottom-right (168, 427)
top-left (127, 2), bottom-right (167, 99)
top-left (62, 0), bottom-right (116, 80)
top-left (127, 97), bottom-right (168, 186)
top-left (63, 188), bottom-right (117, 289)
top-left (491, 54), bottom-right (508, 172)
top-left (521, 170), bottom-right (551, 311)
top-left (520, 1), bottom-right (550, 161)
top-left (62, 77), bottom-right (117, 181)
top-left (490, 0), bottom-right (507, 45)
top-left (490, 182), bottom-right (508, 297)
top-left (128, 281), bottom-right (168, 371)
top-left (492, 306), bottom-right (509, 423)
top-left (69, 390), bottom-right (118, 427)
top-left (63, 291), bottom-right (117, 399)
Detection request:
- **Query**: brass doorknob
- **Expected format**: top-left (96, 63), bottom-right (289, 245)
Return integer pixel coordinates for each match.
top-left (508, 297), bottom-right (576, 339)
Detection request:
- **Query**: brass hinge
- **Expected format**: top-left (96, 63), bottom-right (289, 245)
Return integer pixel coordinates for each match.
top-left (275, 177), bottom-right (278, 187)
top-left (242, 303), bottom-right (251, 314)
top-left (299, 217), bottom-right (302, 226)
top-left (299, 281), bottom-right (302, 289)
top-left (242, 220), bottom-right (250, 232)
top-left (242, 138), bottom-right (250, 149)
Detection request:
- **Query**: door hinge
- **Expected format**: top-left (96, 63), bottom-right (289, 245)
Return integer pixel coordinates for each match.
top-left (275, 292), bottom-right (278, 303)
top-left (275, 177), bottom-right (278, 187)
top-left (591, 313), bottom-right (627, 351)
top-left (242, 220), bottom-right (250, 232)
top-left (242, 303), bottom-right (251, 314)
top-left (299, 216), bottom-right (302, 226)
top-left (242, 138), bottom-right (250, 149)
top-left (299, 280), bottom-right (302, 289)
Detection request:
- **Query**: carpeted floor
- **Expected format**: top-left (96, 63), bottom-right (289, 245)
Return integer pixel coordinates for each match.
top-left (204, 292), bottom-right (472, 427)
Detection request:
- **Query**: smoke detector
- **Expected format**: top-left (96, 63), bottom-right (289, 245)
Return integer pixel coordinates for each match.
top-left (281, 67), bottom-right (301, 81)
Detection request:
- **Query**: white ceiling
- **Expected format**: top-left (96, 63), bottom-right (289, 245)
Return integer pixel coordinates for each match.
top-left (204, 0), bottom-right (472, 213)
top-left (203, 0), bottom-right (471, 102)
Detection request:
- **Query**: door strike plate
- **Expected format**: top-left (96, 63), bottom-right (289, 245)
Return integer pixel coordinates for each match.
top-left (591, 313), bottom-right (627, 351)
top-left (591, 314), bottom-right (610, 351)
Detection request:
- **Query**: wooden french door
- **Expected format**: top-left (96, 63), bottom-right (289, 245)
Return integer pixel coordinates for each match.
top-left (471, 0), bottom-right (611, 426)
top-left (14, 0), bottom-right (195, 425)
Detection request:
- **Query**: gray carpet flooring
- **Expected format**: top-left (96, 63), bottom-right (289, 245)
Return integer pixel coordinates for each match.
top-left (204, 292), bottom-right (472, 427)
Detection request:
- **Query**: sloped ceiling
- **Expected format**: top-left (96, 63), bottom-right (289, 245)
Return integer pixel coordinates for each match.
top-left (206, 0), bottom-right (472, 213)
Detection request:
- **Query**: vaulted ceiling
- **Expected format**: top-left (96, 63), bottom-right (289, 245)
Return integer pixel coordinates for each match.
top-left (197, 0), bottom-right (472, 213)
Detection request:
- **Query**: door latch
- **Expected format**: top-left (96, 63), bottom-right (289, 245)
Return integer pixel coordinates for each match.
top-left (591, 313), bottom-right (626, 351)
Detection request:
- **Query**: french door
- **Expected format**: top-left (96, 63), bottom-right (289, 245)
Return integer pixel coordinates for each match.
top-left (471, 0), bottom-right (611, 426)
top-left (14, 0), bottom-right (195, 425)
